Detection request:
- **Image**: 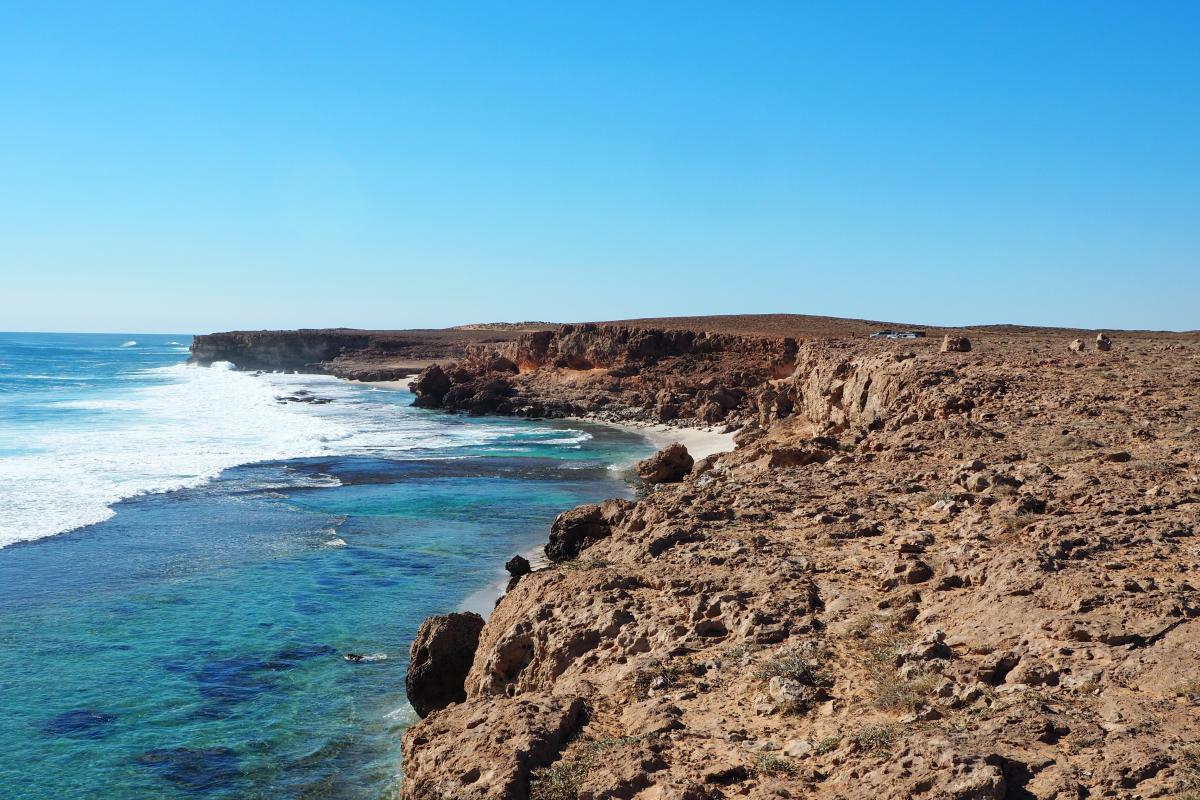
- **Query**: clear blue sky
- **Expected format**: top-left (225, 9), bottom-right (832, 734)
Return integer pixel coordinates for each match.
top-left (3, 1), bottom-right (1197, 333)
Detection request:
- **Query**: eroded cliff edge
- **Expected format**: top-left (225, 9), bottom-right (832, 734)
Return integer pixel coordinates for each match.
top-left (400, 326), bottom-right (1200, 799)
top-left (188, 327), bottom-right (538, 380)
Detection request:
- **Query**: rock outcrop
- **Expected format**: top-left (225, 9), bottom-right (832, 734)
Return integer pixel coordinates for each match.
top-left (635, 443), bottom-right (694, 484)
top-left (409, 365), bottom-right (451, 408)
top-left (544, 499), bottom-right (633, 562)
top-left (407, 324), bottom-right (798, 424)
top-left (400, 325), bottom-right (1200, 799)
top-left (940, 335), bottom-right (972, 352)
top-left (405, 612), bottom-right (485, 718)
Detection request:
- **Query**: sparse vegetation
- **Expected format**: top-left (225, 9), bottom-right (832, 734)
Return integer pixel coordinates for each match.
top-left (917, 490), bottom-right (954, 508)
top-left (723, 642), bottom-right (760, 663)
top-left (753, 754), bottom-right (798, 777)
top-left (530, 758), bottom-right (589, 800)
top-left (874, 669), bottom-right (938, 713)
top-left (851, 615), bottom-right (938, 713)
top-left (754, 651), bottom-right (824, 685)
top-left (634, 663), bottom-right (680, 698)
top-left (530, 737), bottom-right (642, 800)
top-left (813, 735), bottom-right (841, 755)
top-left (852, 724), bottom-right (896, 753)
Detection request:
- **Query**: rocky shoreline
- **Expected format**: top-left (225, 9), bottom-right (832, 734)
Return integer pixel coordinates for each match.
top-left (395, 324), bottom-right (1200, 800)
top-left (191, 322), bottom-right (1200, 799)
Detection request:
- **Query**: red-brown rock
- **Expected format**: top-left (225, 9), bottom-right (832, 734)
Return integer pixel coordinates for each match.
top-left (636, 443), bottom-right (694, 484)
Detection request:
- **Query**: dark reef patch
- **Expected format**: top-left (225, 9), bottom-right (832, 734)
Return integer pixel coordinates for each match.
top-left (42, 709), bottom-right (117, 738)
top-left (262, 643), bottom-right (336, 670)
top-left (137, 747), bottom-right (241, 792)
top-left (195, 656), bottom-right (278, 706)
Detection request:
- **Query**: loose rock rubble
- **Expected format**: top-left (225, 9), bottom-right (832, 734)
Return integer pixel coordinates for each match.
top-left (401, 326), bottom-right (1200, 800)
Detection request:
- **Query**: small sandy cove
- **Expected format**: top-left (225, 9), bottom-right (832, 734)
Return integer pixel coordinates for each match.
top-left (590, 419), bottom-right (735, 461)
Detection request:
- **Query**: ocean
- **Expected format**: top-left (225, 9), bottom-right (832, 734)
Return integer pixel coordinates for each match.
top-left (0, 332), bottom-right (653, 799)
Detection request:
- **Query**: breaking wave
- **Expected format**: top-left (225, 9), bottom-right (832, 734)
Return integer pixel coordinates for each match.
top-left (0, 364), bottom-right (594, 547)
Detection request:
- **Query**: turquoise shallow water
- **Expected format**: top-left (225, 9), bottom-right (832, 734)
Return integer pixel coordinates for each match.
top-left (0, 333), bottom-right (653, 799)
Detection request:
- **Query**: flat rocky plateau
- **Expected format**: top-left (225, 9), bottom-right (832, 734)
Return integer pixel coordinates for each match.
top-left (196, 319), bottom-right (1200, 799)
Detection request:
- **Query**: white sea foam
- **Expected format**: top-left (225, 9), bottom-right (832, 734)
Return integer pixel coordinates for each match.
top-left (0, 365), bottom-right (350, 547)
top-left (0, 364), bottom-right (595, 547)
top-left (120, 340), bottom-right (137, 348)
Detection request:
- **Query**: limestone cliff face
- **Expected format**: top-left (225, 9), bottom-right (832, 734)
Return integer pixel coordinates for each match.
top-left (400, 331), bottom-right (1200, 800)
top-left (407, 324), bottom-right (991, 435)
top-left (189, 330), bottom-right (373, 372)
top-left (188, 328), bottom-right (531, 379)
top-left (749, 342), bottom-right (1007, 434)
top-left (410, 323), bottom-right (798, 422)
top-left (494, 324), bottom-right (799, 372)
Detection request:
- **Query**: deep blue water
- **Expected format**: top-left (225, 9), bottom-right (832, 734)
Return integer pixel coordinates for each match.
top-left (0, 332), bottom-right (653, 799)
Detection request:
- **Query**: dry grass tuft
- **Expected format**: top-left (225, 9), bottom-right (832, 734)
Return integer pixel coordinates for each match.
top-left (853, 724), bottom-right (897, 753)
top-left (850, 615), bottom-right (939, 713)
top-left (814, 735), bottom-right (841, 755)
top-left (530, 737), bottom-right (642, 800)
top-left (753, 754), bottom-right (798, 777)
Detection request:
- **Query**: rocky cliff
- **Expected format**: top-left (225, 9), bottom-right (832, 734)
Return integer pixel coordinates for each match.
top-left (400, 328), bottom-right (1200, 799)
top-left (188, 328), bottom-right (535, 380)
top-left (408, 323), bottom-right (798, 422)
top-left (189, 330), bottom-right (375, 372)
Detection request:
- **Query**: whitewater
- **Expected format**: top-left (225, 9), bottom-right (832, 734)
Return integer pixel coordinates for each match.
top-left (0, 331), bottom-right (648, 800)
top-left (0, 335), bottom-right (591, 547)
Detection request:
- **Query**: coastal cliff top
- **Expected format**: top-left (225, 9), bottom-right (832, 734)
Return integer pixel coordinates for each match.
top-left (191, 316), bottom-right (1198, 382)
top-left (595, 314), bottom-right (1196, 338)
top-left (204, 314), bottom-right (1199, 342)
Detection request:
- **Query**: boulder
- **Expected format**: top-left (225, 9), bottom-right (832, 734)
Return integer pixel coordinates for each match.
top-left (696, 401), bottom-right (726, 424)
top-left (505, 554), bottom-right (532, 577)
top-left (409, 365), bottom-right (452, 408)
top-left (940, 335), bottom-right (972, 353)
top-left (504, 554), bottom-right (532, 591)
top-left (898, 629), bottom-right (952, 662)
top-left (1069, 338), bottom-right (1085, 353)
top-left (545, 499), bottom-right (634, 562)
top-left (405, 612), bottom-right (485, 717)
top-left (1096, 333), bottom-right (1113, 351)
top-left (443, 377), bottom-right (513, 415)
top-left (636, 443), bottom-right (694, 484)
top-left (704, 386), bottom-right (741, 411)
